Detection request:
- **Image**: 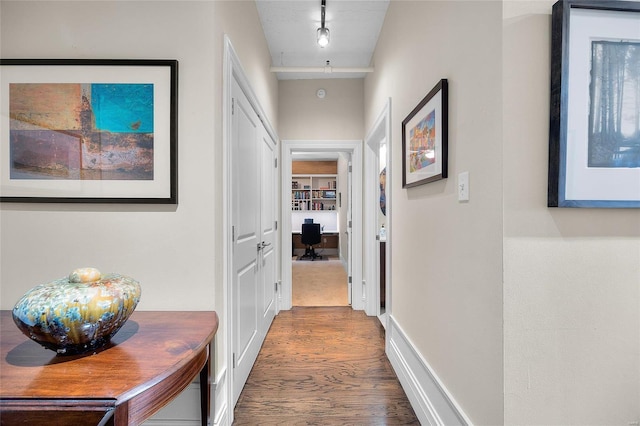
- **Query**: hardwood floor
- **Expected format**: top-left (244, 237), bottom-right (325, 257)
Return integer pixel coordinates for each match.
top-left (233, 307), bottom-right (419, 425)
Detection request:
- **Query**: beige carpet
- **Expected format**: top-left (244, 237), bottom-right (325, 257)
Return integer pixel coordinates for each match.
top-left (292, 257), bottom-right (349, 306)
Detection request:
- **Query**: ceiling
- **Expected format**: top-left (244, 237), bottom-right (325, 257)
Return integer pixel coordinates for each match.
top-left (256, 0), bottom-right (390, 80)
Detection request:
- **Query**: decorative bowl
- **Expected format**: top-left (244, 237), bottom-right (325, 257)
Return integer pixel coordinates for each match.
top-left (12, 267), bottom-right (141, 355)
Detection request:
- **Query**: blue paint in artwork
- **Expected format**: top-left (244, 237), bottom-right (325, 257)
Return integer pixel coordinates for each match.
top-left (91, 84), bottom-right (153, 133)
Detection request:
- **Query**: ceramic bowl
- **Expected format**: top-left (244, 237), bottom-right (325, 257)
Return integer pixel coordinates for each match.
top-left (12, 267), bottom-right (141, 355)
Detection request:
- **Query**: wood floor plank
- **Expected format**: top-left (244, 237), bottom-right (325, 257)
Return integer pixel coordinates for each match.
top-left (233, 307), bottom-right (419, 425)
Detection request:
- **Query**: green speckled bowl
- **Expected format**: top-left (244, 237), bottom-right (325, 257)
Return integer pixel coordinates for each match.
top-left (12, 268), bottom-right (141, 355)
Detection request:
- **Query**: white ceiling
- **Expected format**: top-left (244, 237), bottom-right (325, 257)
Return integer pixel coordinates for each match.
top-left (256, 0), bottom-right (390, 80)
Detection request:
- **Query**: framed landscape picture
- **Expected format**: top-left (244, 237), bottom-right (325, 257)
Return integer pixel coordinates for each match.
top-left (402, 79), bottom-right (448, 188)
top-left (0, 59), bottom-right (178, 203)
top-left (549, 0), bottom-right (640, 207)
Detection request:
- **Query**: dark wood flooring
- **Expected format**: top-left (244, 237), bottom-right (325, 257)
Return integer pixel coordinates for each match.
top-left (233, 307), bottom-right (419, 425)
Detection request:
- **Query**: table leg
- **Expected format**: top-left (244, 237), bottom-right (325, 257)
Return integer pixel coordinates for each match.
top-left (199, 343), bottom-right (211, 426)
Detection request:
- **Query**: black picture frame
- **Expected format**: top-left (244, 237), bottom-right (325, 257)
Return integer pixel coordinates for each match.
top-left (402, 79), bottom-right (448, 188)
top-left (0, 59), bottom-right (178, 204)
top-left (549, 0), bottom-right (640, 208)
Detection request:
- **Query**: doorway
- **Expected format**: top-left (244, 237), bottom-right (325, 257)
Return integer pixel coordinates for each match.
top-left (364, 99), bottom-right (392, 325)
top-left (281, 140), bottom-right (363, 312)
top-left (290, 153), bottom-right (349, 307)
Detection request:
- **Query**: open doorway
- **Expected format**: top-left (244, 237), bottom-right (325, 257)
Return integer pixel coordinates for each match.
top-left (281, 140), bottom-right (364, 312)
top-left (291, 154), bottom-right (349, 307)
top-left (364, 99), bottom-right (392, 325)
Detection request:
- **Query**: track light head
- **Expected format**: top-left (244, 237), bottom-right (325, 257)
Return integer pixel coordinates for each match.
top-left (317, 0), bottom-right (329, 48)
top-left (317, 27), bottom-right (330, 48)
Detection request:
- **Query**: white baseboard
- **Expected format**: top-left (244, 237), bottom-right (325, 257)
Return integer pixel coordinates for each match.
top-left (213, 367), bottom-right (228, 426)
top-left (387, 315), bottom-right (472, 426)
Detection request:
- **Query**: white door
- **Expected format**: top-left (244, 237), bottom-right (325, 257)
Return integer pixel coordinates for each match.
top-left (259, 128), bottom-right (277, 336)
top-left (231, 79), bottom-right (277, 404)
top-left (347, 161), bottom-right (353, 305)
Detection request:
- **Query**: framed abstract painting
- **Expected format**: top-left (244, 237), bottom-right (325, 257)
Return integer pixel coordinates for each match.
top-left (0, 59), bottom-right (178, 203)
top-left (549, 0), bottom-right (640, 207)
top-left (402, 79), bottom-right (448, 188)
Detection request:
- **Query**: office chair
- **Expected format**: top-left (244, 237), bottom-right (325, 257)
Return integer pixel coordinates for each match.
top-left (300, 223), bottom-right (322, 260)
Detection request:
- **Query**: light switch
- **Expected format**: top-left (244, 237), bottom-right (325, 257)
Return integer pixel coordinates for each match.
top-left (458, 171), bottom-right (469, 201)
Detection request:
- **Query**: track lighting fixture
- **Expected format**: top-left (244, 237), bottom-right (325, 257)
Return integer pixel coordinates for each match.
top-left (317, 0), bottom-right (330, 48)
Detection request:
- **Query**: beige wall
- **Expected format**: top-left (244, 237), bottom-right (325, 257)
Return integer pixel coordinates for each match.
top-left (366, 0), bottom-right (639, 424)
top-left (365, 1), bottom-right (504, 424)
top-left (278, 79), bottom-right (364, 141)
top-left (0, 0), bottom-right (278, 390)
top-left (503, 1), bottom-right (640, 423)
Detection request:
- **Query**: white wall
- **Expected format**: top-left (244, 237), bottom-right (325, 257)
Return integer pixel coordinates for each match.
top-left (0, 1), bottom-right (278, 423)
top-left (365, 1), bottom-right (504, 424)
top-left (278, 79), bottom-right (364, 140)
top-left (503, 1), bottom-right (640, 424)
top-left (291, 211), bottom-right (337, 233)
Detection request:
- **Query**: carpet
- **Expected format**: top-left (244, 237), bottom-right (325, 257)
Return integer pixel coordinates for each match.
top-left (292, 257), bottom-right (348, 306)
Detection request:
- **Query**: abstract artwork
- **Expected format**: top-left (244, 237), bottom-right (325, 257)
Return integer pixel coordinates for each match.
top-left (10, 83), bottom-right (154, 181)
top-left (0, 59), bottom-right (178, 203)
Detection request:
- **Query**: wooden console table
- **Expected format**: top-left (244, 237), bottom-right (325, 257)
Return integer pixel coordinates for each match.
top-left (0, 310), bottom-right (218, 425)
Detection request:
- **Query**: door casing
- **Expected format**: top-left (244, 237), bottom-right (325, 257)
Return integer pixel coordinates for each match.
top-left (364, 99), bottom-right (392, 322)
top-left (280, 140), bottom-right (363, 311)
top-left (223, 35), bottom-right (280, 424)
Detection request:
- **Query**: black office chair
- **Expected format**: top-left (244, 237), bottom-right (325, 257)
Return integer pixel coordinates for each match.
top-left (300, 223), bottom-right (322, 260)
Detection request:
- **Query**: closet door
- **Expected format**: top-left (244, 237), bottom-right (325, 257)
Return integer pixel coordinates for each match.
top-left (259, 127), bottom-right (277, 337)
top-left (231, 79), bottom-right (276, 405)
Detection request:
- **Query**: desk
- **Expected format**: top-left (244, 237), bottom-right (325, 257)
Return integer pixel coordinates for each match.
top-left (292, 232), bottom-right (339, 256)
top-left (0, 310), bottom-right (218, 426)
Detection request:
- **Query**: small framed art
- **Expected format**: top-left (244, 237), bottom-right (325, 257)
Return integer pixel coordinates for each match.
top-left (549, 0), bottom-right (640, 208)
top-left (0, 59), bottom-right (178, 203)
top-left (402, 78), bottom-right (448, 188)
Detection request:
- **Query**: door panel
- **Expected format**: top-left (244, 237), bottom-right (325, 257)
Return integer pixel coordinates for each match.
top-left (236, 260), bottom-right (258, 364)
top-left (259, 131), bottom-right (277, 332)
top-left (262, 247), bottom-right (275, 316)
top-left (232, 80), bottom-right (261, 405)
top-left (347, 162), bottom-right (353, 305)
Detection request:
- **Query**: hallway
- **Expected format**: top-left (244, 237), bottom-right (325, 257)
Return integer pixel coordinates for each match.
top-left (233, 307), bottom-right (419, 425)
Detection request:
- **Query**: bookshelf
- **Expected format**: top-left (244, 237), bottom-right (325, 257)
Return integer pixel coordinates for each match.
top-left (291, 175), bottom-right (337, 211)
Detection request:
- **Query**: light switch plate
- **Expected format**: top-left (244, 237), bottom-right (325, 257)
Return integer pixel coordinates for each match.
top-left (458, 171), bottom-right (469, 201)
